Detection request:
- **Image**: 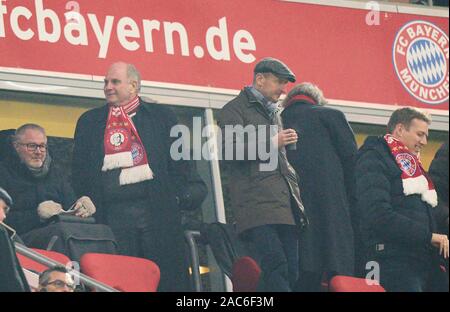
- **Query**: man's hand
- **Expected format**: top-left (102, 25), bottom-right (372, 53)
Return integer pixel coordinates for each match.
top-left (73, 196), bottom-right (96, 218)
top-left (273, 129), bottom-right (298, 149)
top-left (37, 201), bottom-right (64, 220)
top-left (431, 233), bottom-right (449, 259)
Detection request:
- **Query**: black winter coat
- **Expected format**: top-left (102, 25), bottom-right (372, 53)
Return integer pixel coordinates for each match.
top-left (355, 136), bottom-right (436, 264)
top-left (281, 102), bottom-right (357, 275)
top-left (429, 141), bottom-right (449, 235)
top-left (0, 225), bottom-right (30, 292)
top-left (0, 141), bottom-right (76, 235)
top-left (72, 99), bottom-right (190, 291)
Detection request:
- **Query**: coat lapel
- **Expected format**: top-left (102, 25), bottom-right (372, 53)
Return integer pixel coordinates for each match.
top-left (243, 89), bottom-right (272, 122)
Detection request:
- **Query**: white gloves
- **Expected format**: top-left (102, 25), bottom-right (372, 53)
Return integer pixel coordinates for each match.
top-left (37, 201), bottom-right (64, 220)
top-left (73, 196), bottom-right (96, 218)
top-left (37, 197), bottom-right (96, 221)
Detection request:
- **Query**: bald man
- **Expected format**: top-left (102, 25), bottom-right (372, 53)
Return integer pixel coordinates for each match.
top-left (72, 62), bottom-right (191, 292)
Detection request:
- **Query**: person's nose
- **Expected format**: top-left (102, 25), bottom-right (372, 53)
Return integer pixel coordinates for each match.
top-left (420, 136), bottom-right (428, 146)
top-left (104, 81), bottom-right (113, 91)
top-left (34, 148), bottom-right (45, 155)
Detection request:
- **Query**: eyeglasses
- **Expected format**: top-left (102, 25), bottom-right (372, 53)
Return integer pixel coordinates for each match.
top-left (45, 280), bottom-right (76, 290)
top-left (17, 143), bottom-right (48, 152)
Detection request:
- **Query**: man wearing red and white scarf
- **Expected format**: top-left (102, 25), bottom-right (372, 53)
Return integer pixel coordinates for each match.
top-left (355, 107), bottom-right (449, 292)
top-left (72, 62), bottom-right (190, 292)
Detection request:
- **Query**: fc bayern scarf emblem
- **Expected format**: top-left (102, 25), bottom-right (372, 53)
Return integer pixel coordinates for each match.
top-left (102, 97), bottom-right (154, 185)
top-left (384, 134), bottom-right (437, 207)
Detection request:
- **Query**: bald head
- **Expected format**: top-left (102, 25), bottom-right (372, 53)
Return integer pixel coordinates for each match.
top-left (104, 62), bottom-right (141, 106)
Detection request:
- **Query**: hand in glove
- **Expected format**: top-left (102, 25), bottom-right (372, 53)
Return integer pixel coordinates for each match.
top-left (73, 196), bottom-right (96, 218)
top-left (37, 201), bottom-right (64, 220)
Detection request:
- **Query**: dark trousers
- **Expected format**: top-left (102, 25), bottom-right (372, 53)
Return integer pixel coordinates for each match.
top-left (106, 200), bottom-right (189, 292)
top-left (379, 257), bottom-right (448, 292)
top-left (242, 224), bottom-right (299, 292)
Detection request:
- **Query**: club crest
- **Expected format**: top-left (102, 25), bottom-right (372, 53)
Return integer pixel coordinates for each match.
top-left (393, 21), bottom-right (449, 105)
top-left (396, 153), bottom-right (417, 176)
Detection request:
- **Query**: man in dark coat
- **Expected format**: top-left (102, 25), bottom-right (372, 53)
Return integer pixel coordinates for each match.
top-left (0, 187), bottom-right (30, 292)
top-left (355, 107), bottom-right (449, 292)
top-left (281, 83), bottom-right (357, 291)
top-left (0, 124), bottom-right (95, 236)
top-left (217, 57), bottom-right (307, 291)
top-left (72, 62), bottom-right (193, 292)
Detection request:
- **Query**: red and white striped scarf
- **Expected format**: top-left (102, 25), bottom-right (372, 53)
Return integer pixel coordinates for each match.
top-left (384, 134), bottom-right (437, 207)
top-left (102, 96), bottom-right (154, 185)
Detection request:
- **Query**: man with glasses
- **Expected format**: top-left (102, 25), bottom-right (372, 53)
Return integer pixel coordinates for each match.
top-left (0, 124), bottom-right (96, 236)
top-left (38, 266), bottom-right (76, 292)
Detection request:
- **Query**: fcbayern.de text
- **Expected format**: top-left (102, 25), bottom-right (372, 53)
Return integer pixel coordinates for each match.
top-left (0, 0), bottom-right (257, 62)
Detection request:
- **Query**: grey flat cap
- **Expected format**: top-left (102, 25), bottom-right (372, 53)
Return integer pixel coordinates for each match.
top-left (254, 57), bottom-right (296, 82)
top-left (0, 187), bottom-right (12, 207)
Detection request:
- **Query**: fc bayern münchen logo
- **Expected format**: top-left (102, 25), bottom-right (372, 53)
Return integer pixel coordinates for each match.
top-left (393, 21), bottom-right (449, 105)
top-left (131, 142), bottom-right (144, 164)
top-left (396, 153), bottom-right (417, 177)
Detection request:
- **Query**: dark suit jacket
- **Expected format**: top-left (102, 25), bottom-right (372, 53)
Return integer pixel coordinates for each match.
top-left (72, 99), bottom-right (190, 291)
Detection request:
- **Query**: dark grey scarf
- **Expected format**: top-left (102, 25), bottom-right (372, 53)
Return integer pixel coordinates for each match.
top-left (27, 153), bottom-right (52, 179)
top-left (248, 86), bottom-right (279, 118)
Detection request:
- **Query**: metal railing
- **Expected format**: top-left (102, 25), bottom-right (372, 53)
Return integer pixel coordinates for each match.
top-left (184, 230), bottom-right (202, 292)
top-left (14, 243), bottom-right (119, 292)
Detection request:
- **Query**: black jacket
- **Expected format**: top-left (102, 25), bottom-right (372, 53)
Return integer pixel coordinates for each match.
top-left (429, 141), bottom-right (449, 235)
top-left (71, 99), bottom-right (192, 291)
top-left (0, 225), bottom-right (30, 292)
top-left (281, 101), bottom-right (357, 275)
top-left (0, 139), bottom-right (77, 235)
top-left (355, 136), bottom-right (436, 263)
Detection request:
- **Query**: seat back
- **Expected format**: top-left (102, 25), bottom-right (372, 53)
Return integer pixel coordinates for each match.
top-left (231, 256), bottom-right (262, 292)
top-left (80, 253), bottom-right (160, 292)
top-left (17, 248), bottom-right (71, 273)
top-left (329, 275), bottom-right (386, 292)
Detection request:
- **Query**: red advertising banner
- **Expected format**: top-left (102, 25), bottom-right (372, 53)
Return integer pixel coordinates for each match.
top-left (0, 0), bottom-right (448, 110)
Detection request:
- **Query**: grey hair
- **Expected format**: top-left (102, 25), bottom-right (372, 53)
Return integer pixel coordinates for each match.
top-left (127, 64), bottom-right (142, 93)
top-left (39, 266), bottom-right (69, 286)
top-left (13, 124), bottom-right (46, 143)
top-left (282, 82), bottom-right (328, 107)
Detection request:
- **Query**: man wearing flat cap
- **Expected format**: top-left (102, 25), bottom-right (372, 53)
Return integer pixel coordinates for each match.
top-left (217, 57), bottom-right (307, 291)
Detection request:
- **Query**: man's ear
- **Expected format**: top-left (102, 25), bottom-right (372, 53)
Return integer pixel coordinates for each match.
top-left (129, 80), bottom-right (138, 93)
top-left (393, 123), bottom-right (405, 138)
top-left (254, 73), bottom-right (265, 87)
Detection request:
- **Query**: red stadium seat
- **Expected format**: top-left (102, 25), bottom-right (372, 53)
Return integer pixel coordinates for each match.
top-left (80, 253), bottom-right (160, 292)
top-left (329, 275), bottom-right (386, 292)
top-left (231, 256), bottom-right (262, 292)
top-left (17, 248), bottom-right (71, 273)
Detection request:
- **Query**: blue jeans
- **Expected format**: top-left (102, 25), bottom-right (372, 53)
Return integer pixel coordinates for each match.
top-left (241, 224), bottom-right (299, 292)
